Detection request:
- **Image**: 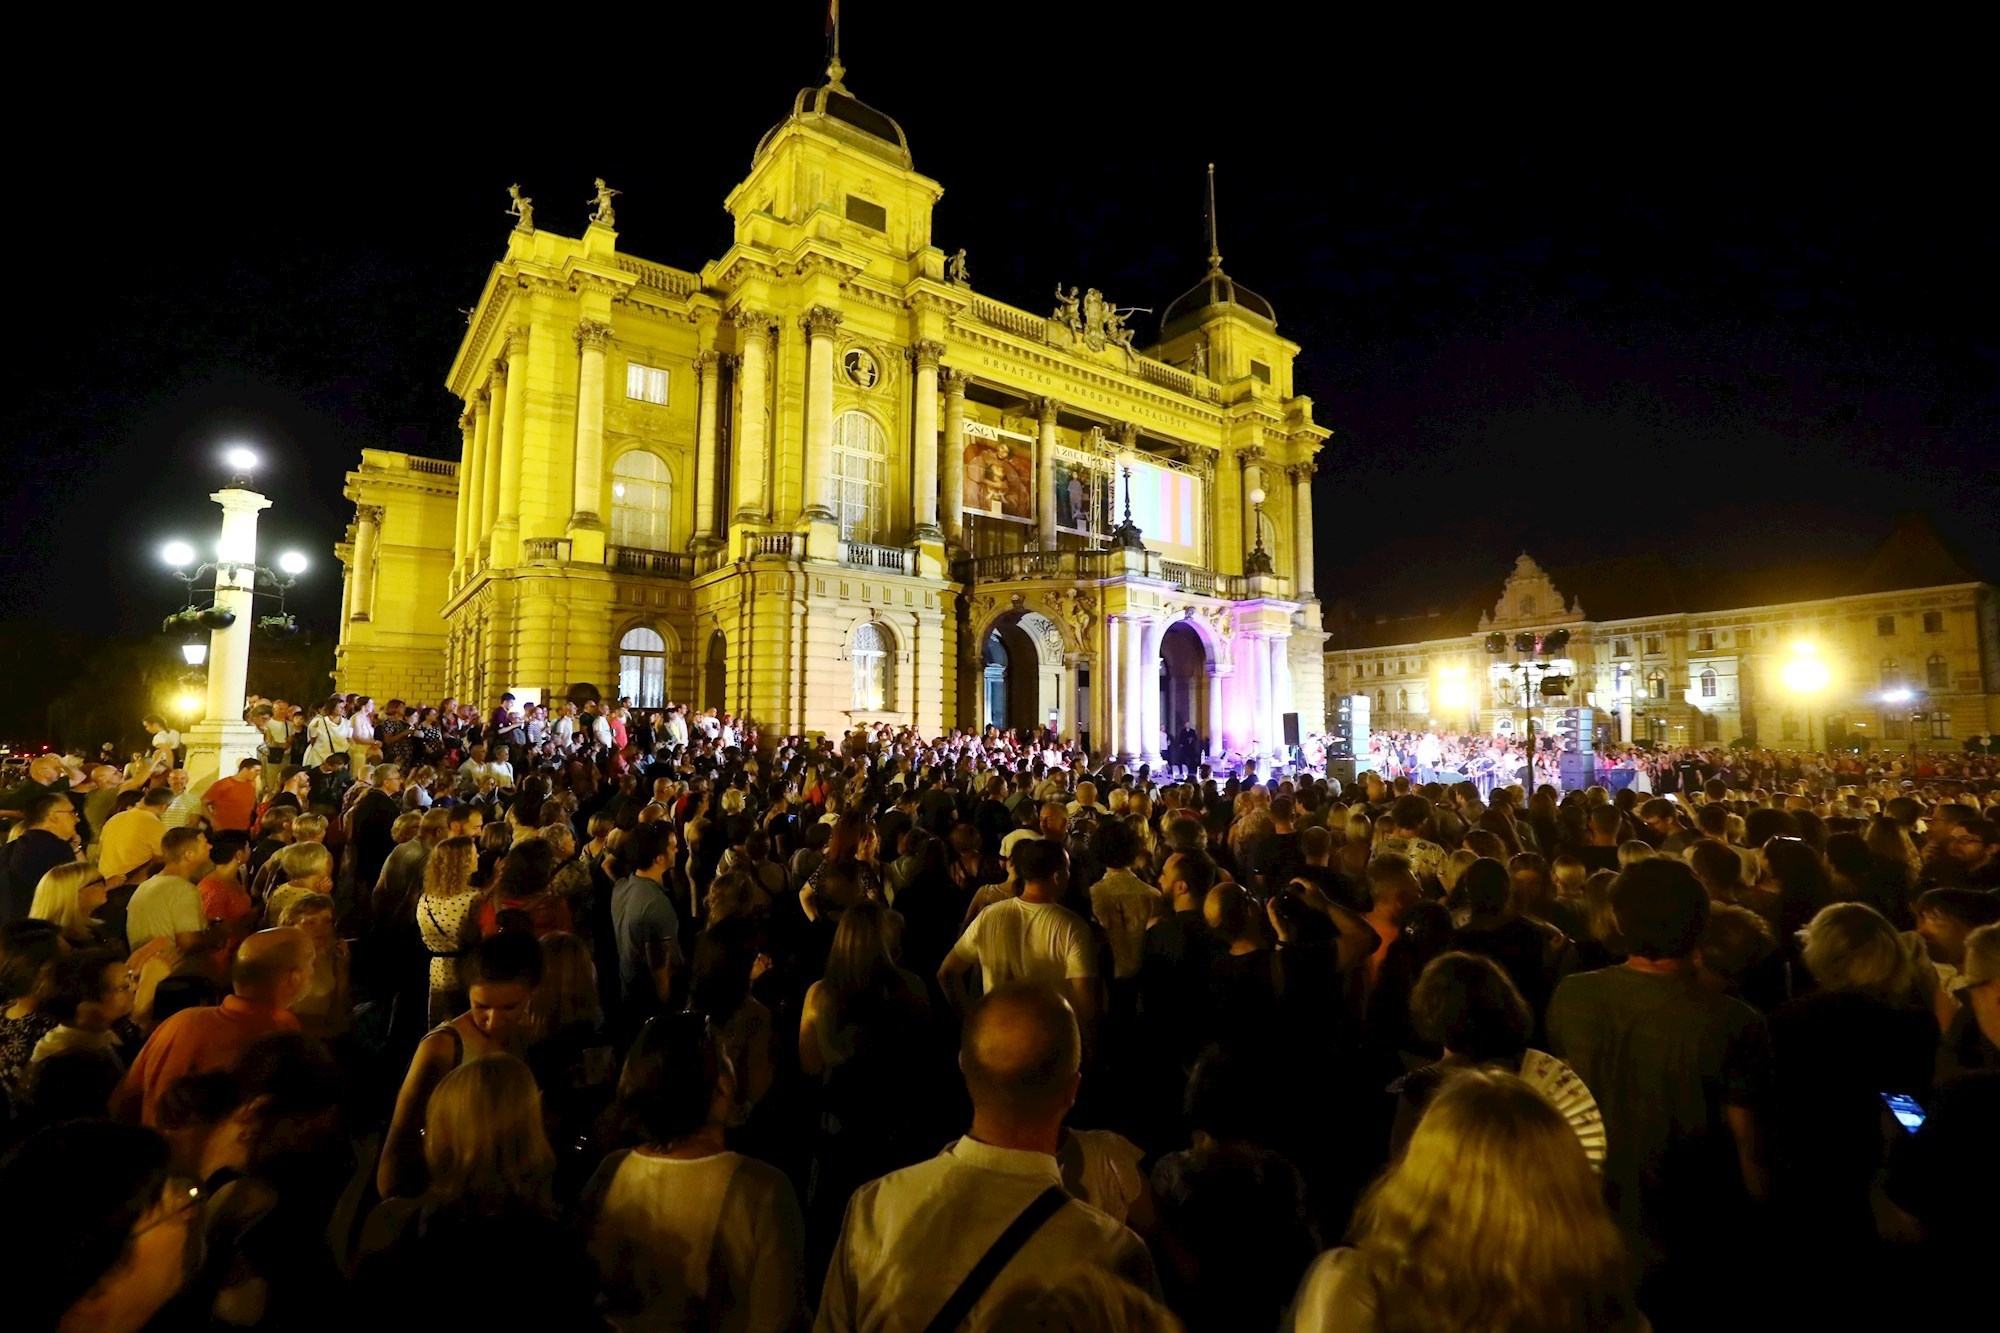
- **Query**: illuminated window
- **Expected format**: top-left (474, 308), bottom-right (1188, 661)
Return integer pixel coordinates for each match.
top-left (1923, 611), bottom-right (1943, 634)
top-left (610, 451), bottom-right (672, 551)
top-left (1930, 712), bottom-right (1951, 740)
top-left (1646, 670), bottom-right (1666, 700)
top-left (851, 622), bottom-right (894, 712)
top-left (1697, 630), bottom-right (1715, 651)
top-left (625, 362), bottom-right (669, 406)
top-left (832, 411), bottom-right (889, 542)
top-left (1700, 669), bottom-right (1717, 698)
top-left (618, 626), bottom-right (667, 709)
top-left (1880, 658), bottom-right (1901, 689)
top-left (1876, 614), bottom-right (1895, 636)
top-left (1927, 654), bottom-right (1949, 689)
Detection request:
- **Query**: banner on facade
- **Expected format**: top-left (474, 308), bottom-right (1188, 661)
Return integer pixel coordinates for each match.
top-left (1053, 455), bottom-right (1112, 536)
top-left (1120, 455), bottom-right (1202, 563)
top-left (962, 421), bottom-right (1034, 522)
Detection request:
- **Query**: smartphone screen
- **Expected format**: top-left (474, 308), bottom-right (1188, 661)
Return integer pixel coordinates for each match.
top-left (1881, 1091), bottom-right (1926, 1132)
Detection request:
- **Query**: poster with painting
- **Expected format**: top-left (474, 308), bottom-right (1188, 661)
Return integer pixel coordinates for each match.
top-left (1053, 458), bottom-right (1109, 535)
top-left (962, 429), bottom-right (1034, 521)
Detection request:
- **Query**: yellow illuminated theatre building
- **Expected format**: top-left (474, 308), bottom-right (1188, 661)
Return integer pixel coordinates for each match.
top-left (332, 59), bottom-right (1327, 763)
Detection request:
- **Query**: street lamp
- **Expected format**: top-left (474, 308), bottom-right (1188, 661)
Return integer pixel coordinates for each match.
top-left (1780, 641), bottom-right (1831, 751)
top-left (1243, 486), bottom-right (1275, 576)
top-left (180, 639), bottom-right (208, 667)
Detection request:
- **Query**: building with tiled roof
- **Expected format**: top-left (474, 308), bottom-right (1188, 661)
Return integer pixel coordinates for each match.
top-left (1324, 517), bottom-right (2000, 749)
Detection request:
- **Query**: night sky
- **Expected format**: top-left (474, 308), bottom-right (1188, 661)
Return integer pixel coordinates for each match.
top-left (7, 16), bottom-right (1993, 645)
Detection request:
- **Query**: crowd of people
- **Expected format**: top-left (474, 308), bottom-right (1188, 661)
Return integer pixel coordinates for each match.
top-left (0, 690), bottom-right (1997, 1331)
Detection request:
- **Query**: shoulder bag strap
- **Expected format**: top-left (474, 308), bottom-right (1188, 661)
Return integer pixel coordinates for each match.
top-left (921, 1183), bottom-right (1070, 1333)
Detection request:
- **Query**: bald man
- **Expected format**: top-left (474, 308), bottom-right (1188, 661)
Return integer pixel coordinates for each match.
top-left (112, 927), bottom-right (314, 1126)
top-left (816, 985), bottom-right (1155, 1332)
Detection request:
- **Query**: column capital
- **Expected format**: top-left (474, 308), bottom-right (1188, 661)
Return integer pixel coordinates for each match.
top-left (1238, 444), bottom-right (1267, 465)
top-left (574, 318), bottom-right (613, 352)
top-left (718, 352), bottom-right (743, 372)
top-left (504, 324), bottom-right (530, 354)
top-left (355, 503), bottom-right (385, 526)
top-left (489, 356), bottom-right (510, 383)
top-left (801, 305), bottom-right (844, 339)
top-left (458, 410), bottom-right (475, 433)
top-left (1287, 460), bottom-right (1316, 484)
top-left (940, 366), bottom-right (971, 395)
top-left (731, 307), bottom-right (774, 336)
top-left (474, 386), bottom-right (491, 409)
top-left (1032, 395), bottom-right (1060, 424)
top-left (1110, 421), bottom-right (1138, 448)
top-left (909, 338), bottom-right (946, 369)
top-left (693, 349), bottom-right (719, 375)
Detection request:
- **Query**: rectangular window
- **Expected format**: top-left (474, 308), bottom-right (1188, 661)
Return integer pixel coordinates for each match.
top-left (844, 195), bottom-right (887, 231)
top-left (1931, 712), bottom-right (1951, 740)
top-left (1884, 716), bottom-right (1907, 740)
top-left (1923, 611), bottom-right (1943, 633)
top-left (1697, 630), bottom-right (1715, 652)
top-left (1782, 716), bottom-right (1801, 740)
top-left (1613, 638), bottom-right (1629, 657)
top-left (625, 363), bottom-right (669, 405)
top-left (1645, 636), bottom-right (1661, 655)
top-left (1876, 614), bottom-right (1896, 636)
top-left (1249, 360), bottom-right (1272, 384)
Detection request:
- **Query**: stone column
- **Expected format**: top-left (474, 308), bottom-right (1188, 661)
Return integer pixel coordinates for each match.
top-left (692, 350), bottom-right (721, 543)
top-left (801, 306), bottom-right (843, 520)
top-left (1122, 614), bottom-right (1147, 764)
top-left (910, 340), bottom-right (943, 538)
top-left (493, 327), bottom-right (530, 565)
top-left (1291, 462), bottom-right (1316, 597)
top-left (452, 408), bottom-right (475, 568)
top-left (1269, 634), bottom-right (1291, 760)
top-left (462, 392), bottom-right (490, 566)
top-left (1140, 617), bottom-right (1164, 769)
top-left (1243, 634), bottom-right (1269, 755)
top-left (480, 360), bottom-right (508, 556)
top-left (1034, 396), bottom-right (1059, 548)
top-left (1102, 616), bottom-right (1122, 764)
top-left (351, 504), bottom-right (382, 622)
top-left (733, 311), bottom-right (772, 519)
top-left (941, 368), bottom-right (968, 547)
top-left (1215, 443), bottom-right (1243, 576)
top-left (1207, 663), bottom-right (1228, 761)
top-left (569, 319), bottom-right (612, 549)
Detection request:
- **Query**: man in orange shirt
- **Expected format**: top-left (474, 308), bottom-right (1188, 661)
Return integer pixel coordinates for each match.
top-left (201, 757), bottom-right (263, 835)
top-left (111, 926), bottom-right (312, 1126)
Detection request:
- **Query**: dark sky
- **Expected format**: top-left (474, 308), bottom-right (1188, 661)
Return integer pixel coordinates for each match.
top-left (6, 14), bottom-right (1993, 642)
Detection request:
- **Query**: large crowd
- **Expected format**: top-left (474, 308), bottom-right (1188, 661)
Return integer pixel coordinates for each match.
top-left (0, 690), bottom-right (1997, 1331)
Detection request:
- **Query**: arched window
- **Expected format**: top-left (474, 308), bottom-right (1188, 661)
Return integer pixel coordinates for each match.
top-left (610, 451), bottom-right (672, 551)
top-left (1374, 690), bottom-right (1386, 712)
top-left (618, 626), bottom-right (667, 709)
top-left (1927, 654), bottom-right (1949, 689)
top-left (1396, 688), bottom-right (1409, 712)
top-left (1646, 669), bottom-right (1666, 700)
top-left (1700, 668), bottom-right (1717, 698)
top-left (832, 411), bottom-right (889, 543)
top-left (1880, 658), bottom-right (1901, 688)
top-left (1700, 713), bottom-right (1719, 742)
top-left (851, 622), bottom-right (895, 712)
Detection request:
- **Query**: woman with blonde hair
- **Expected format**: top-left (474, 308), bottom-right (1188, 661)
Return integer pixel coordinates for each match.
top-left (355, 1054), bottom-right (596, 1325)
top-left (417, 835), bottom-right (483, 1022)
top-left (28, 862), bottom-right (110, 946)
top-left (1293, 1068), bottom-right (1639, 1332)
top-left (263, 842), bottom-right (333, 926)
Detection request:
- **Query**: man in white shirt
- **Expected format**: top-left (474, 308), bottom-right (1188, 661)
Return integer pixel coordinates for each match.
top-left (1085, 819), bottom-right (1159, 983)
top-left (157, 768), bottom-right (203, 830)
top-left (816, 985), bottom-right (1155, 1332)
top-left (940, 839), bottom-right (1100, 1036)
top-left (664, 706), bottom-right (689, 749)
top-left (126, 826), bottom-right (216, 954)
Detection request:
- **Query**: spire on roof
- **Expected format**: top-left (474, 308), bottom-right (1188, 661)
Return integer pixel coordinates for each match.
top-left (1205, 163), bottom-right (1223, 276)
top-left (826, 0), bottom-right (846, 89)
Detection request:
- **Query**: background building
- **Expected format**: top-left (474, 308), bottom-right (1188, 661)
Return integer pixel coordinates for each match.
top-left (335, 60), bottom-right (1328, 761)
top-left (1325, 518), bottom-right (2000, 751)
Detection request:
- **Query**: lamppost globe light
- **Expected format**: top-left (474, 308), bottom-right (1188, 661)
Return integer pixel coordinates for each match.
top-left (278, 551), bottom-right (308, 575)
top-left (1248, 486), bottom-right (1266, 507)
top-left (161, 540), bottom-right (196, 568)
top-left (1780, 654), bottom-right (1831, 695)
top-left (224, 445), bottom-right (259, 473)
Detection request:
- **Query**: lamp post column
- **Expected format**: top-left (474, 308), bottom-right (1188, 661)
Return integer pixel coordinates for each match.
top-left (185, 485), bottom-right (273, 791)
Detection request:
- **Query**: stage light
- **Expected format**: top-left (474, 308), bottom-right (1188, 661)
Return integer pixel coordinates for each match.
top-left (224, 445), bottom-right (260, 474)
top-left (278, 551), bottom-right (308, 575)
top-left (180, 639), bottom-right (208, 667)
top-left (174, 691), bottom-right (203, 717)
top-left (1513, 632), bottom-right (1535, 654)
top-left (1541, 674), bottom-right (1572, 698)
top-left (1542, 629), bottom-right (1571, 655)
top-left (161, 540), bottom-right (196, 568)
top-left (1881, 688), bottom-right (1913, 704)
top-left (1485, 633), bottom-right (1506, 654)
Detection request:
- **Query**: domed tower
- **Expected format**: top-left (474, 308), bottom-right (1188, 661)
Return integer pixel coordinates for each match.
top-left (1151, 165), bottom-right (1297, 400)
top-left (721, 53), bottom-right (942, 277)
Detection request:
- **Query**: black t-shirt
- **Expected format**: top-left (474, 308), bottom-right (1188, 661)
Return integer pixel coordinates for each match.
top-left (1575, 845), bottom-right (1622, 876)
top-left (1767, 990), bottom-right (1935, 1198)
top-left (1885, 1071), bottom-right (2000, 1257)
top-left (1451, 916), bottom-right (1555, 1015)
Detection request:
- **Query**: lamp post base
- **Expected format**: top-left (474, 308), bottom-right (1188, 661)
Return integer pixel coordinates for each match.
top-left (182, 719), bottom-right (264, 794)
